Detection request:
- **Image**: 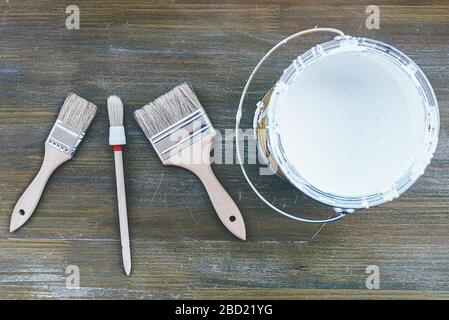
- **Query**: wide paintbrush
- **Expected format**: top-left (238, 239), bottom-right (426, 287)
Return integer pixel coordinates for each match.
top-left (134, 83), bottom-right (246, 240)
top-left (10, 93), bottom-right (98, 232)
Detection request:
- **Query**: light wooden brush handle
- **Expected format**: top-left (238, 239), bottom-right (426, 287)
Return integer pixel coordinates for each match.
top-left (114, 149), bottom-right (131, 275)
top-left (10, 144), bottom-right (71, 232)
top-left (164, 131), bottom-right (246, 240)
top-left (189, 163), bottom-right (246, 240)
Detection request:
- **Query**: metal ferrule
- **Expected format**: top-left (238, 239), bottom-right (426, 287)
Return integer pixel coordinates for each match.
top-left (46, 120), bottom-right (85, 156)
top-left (150, 108), bottom-right (213, 161)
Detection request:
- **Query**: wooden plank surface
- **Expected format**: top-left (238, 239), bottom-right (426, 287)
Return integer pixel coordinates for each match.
top-left (1, 0), bottom-right (449, 299)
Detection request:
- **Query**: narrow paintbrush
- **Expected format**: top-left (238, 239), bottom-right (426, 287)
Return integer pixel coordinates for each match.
top-left (107, 95), bottom-right (131, 276)
top-left (134, 83), bottom-right (246, 240)
top-left (10, 93), bottom-right (98, 232)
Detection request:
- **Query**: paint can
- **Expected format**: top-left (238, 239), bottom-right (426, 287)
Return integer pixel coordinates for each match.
top-left (236, 28), bottom-right (439, 223)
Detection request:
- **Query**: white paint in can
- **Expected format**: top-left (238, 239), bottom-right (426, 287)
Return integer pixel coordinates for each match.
top-left (259, 36), bottom-right (439, 209)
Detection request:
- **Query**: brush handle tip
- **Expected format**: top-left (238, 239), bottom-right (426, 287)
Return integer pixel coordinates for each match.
top-left (113, 149), bottom-right (132, 275)
top-left (164, 132), bottom-right (246, 241)
top-left (10, 144), bottom-right (71, 232)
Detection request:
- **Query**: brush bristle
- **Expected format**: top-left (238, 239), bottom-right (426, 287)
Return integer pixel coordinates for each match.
top-left (107, 95), bottom-right (124, 126)
top-left (134, 82), bottom-right (202, 139)
top-left (57, 93), bottom-right (98, 132)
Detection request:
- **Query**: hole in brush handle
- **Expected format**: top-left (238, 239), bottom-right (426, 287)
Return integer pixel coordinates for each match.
top-left (19, 209), bottom-right (25, 216)
top-left (229, 215), bottom-right (236, 222)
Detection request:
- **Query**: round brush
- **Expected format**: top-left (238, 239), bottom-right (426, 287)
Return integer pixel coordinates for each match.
top-left (107, 95), bottom-right (131, 276)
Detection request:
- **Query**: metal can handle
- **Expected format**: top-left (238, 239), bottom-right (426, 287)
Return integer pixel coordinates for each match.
top-left (235, 28), bottom-right (347, 224)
